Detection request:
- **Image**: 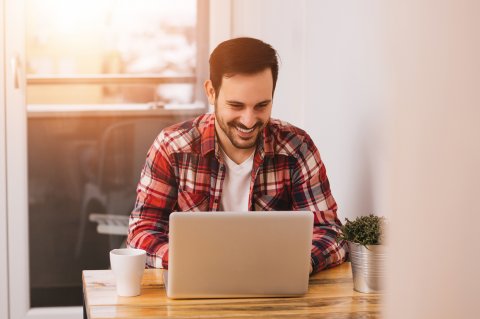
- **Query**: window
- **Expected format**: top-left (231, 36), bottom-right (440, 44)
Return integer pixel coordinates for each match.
top-left (27, 0), bottom-right (208, 110)
top-left (25, 0), bottom-right (208, 307)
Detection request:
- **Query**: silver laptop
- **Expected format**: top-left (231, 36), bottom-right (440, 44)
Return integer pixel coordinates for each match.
top-left (164, 211), bottom-right (313, 299)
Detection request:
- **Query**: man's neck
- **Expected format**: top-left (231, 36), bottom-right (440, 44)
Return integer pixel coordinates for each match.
top-left (221, 145), bottom-right (255, 165)
top-left (215, 127), bottom-right (255, 164)
top-left (219, 138), bottom-right (255, 165)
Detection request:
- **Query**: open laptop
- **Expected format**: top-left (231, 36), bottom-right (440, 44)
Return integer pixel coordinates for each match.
top-left (164, 211), bottom-right (313, 299)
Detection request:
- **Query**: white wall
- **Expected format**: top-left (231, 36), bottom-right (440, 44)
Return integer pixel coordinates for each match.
top-left (383, 1), bottom-right (479, 318)
top-left (228, 0), bottom-right (387, 220)
top-left (0, 1), bottom-right (10, 317)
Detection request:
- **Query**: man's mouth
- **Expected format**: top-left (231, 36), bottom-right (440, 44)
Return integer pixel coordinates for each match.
top-left (235, 126), bottom-right (256, 134)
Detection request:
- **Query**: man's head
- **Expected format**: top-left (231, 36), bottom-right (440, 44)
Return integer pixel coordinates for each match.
top-left (204, 38), bottom-right (279, 159)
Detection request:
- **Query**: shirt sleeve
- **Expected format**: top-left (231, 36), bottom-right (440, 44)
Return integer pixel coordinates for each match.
top-left (126, 131), bottom-right (177, 269)
top-left (291, 134), bottom-right (347, 274)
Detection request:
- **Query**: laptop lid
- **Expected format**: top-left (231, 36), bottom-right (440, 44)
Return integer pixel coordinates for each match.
top-left (166, 211), bottom-right (313, 299)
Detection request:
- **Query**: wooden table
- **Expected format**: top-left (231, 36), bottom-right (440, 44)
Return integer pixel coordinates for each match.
top-left (82, 262), bottom-right (381, 318)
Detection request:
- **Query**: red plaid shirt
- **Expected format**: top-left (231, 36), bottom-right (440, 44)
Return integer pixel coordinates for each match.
top-left (127, 113), bottom-right (347, 273)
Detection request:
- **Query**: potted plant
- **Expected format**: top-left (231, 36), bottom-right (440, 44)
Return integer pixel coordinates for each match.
top-left (338, 214), bottom-right (386, 293)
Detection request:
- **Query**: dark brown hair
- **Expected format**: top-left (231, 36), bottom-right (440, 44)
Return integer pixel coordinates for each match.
top-left (209, 37), bottom-right (279, 96)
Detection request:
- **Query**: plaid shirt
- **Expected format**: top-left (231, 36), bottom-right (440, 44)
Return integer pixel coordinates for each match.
top-left (127, 113), bottom-right (347, 273)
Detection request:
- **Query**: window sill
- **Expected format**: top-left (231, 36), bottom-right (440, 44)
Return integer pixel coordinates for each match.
top-left (27, 102), bottom-right (206, 118)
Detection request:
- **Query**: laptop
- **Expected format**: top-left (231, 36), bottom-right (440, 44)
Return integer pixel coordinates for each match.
top-left (164, 211), bottom-right (313, 299)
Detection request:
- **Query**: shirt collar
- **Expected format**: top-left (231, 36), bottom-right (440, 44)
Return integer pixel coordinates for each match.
top-left (200, 114), bottom-right (216, 157)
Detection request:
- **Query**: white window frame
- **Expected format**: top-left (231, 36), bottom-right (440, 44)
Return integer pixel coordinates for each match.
top-left (1, 1), bottom-right (10, 318)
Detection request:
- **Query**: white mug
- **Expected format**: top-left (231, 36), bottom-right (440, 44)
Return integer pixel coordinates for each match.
top-left (110, 248), bottom-right (146, 297)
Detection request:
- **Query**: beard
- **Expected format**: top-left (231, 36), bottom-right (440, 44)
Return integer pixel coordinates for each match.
top-left (214, 108), bottom-right (266, 150)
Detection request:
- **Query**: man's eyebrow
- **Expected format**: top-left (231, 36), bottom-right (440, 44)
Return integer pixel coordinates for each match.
top-left (226, 100), bottom-right (244, 104)
top-left (255, 99), bottom-right (272, 105)
top-left (225, 99), bottom-right (272, 106)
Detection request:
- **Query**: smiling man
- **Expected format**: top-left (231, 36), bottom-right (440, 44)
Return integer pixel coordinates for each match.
top-left (127, 37), bottom-right (347, 274)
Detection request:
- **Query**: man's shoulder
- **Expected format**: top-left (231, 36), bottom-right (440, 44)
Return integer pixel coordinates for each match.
top-left (156, 113), bottom-right (213, 154)
top-left (268, 118), bottom-right (308, 136)
top-left (267, 118), bottom-right (314, 156)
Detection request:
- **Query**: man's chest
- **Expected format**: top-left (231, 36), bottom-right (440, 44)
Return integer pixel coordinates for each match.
top-left (173, 154), bottom-right (293, 211)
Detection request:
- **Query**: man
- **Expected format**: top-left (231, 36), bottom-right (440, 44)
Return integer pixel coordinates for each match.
top-left (127, 37), bottom-right (347, 274)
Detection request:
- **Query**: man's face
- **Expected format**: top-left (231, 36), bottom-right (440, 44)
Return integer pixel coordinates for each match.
top-left (205, 68), bottom-right (273, 152)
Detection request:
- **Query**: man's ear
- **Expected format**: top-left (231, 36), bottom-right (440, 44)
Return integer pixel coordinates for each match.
top-left (204, 80), bottom-right (216, 105)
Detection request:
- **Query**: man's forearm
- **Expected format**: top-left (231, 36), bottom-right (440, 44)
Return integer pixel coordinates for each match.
top-left (127, 216), bottom-right (170, 268)
top-left (310, 225), bottom-right (347, 273)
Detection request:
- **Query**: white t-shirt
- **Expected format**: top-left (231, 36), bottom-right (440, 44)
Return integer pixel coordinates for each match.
top-left (220, 149), bottom-right (255, 212)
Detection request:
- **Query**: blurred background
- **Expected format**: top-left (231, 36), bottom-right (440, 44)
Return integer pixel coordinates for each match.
top-left (1, 0), bottom-right (479, 318)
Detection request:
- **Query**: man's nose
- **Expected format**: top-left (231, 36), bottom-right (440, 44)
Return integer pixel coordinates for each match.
top-left (239, 108), bottom-right (256, 128)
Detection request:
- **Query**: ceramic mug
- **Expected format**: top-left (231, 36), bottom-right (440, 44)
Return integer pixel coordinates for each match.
top-left (110, 248), bottom-right (146, 296)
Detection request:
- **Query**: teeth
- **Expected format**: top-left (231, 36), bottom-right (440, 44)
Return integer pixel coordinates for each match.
top-left (236, 126), bottom-right (255, 133)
